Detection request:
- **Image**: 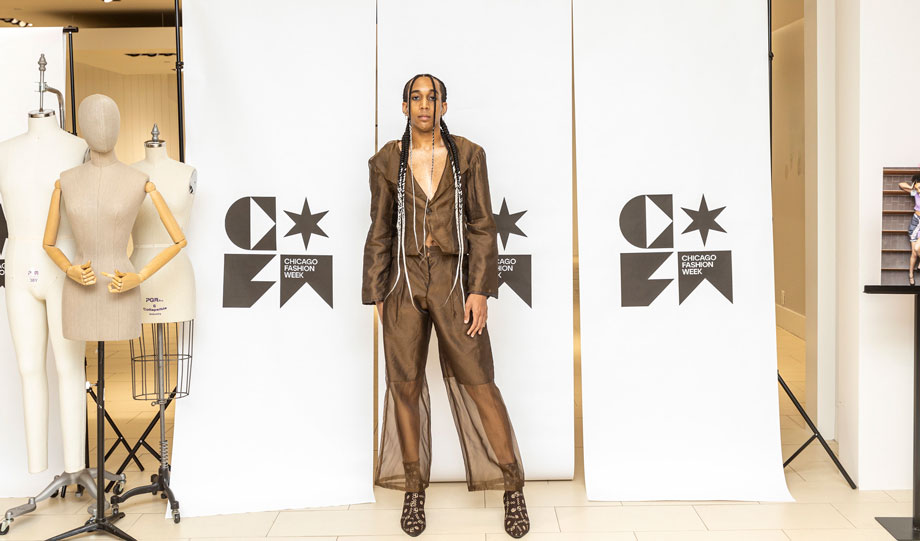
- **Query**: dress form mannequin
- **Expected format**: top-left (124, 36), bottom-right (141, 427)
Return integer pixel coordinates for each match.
top-left (43, 95), bottom-right (188, 341)
top-left (130, 125), bottom-right (196, 323)
top-left (0, 113), bottom-right (87, 474)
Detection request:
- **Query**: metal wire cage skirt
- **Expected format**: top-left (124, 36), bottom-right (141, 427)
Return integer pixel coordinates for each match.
top-left (129, 321), bottom-right (194, 401)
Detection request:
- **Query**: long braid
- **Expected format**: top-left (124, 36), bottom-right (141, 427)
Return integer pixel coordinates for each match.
top-left (386, 75), bottom-right (427, 311)
top-left (384, 117), bottom-right (412, 302)
top-left (439, 116), bottom-right (465, 305)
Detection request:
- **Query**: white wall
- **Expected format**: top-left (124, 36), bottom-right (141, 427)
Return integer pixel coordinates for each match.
top-left (772, 19), bottom-right (806, 338)
top-left (835, 0), bottom-right (920, 488)
top-left (804, 0), bottom-right (836, 439)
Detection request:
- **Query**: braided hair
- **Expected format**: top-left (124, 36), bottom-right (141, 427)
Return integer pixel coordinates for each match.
top-left (384, 74), bottom-right (466, 308)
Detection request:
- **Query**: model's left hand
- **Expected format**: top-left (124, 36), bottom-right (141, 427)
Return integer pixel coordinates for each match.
top-left (464, 293), bottom-right (488, 337)
top-left (101, 270), bottom-right (143, 293)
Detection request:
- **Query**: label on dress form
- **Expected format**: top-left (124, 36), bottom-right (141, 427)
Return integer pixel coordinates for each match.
top-left (143, 296), bottom-right (167, 317)
top-left (27, 267), bottom-right (38, 284)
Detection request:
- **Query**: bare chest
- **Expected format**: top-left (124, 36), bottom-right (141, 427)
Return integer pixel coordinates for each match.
top-left (408, 147), bottom-right (448, 199)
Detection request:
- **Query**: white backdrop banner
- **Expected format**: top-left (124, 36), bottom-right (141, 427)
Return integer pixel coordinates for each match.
top-left (0, 27), bottom-right (69, 497)
top-left (172, 0), bottom-right (375, 516)
top-left (377, 0), bottom-right (574, 481)
top-left (574, 0), bottom-right (792, 501)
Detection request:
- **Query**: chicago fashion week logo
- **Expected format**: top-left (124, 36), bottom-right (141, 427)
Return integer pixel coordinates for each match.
top-left (619, 194), bottom-right (732, 307)
top-left (494, 197), bottom-right (532, 307)
top-left (223, 196), bottom-right (333, 308)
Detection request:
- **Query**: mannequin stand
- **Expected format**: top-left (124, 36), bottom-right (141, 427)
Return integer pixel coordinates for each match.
top-left (46, 341), bottom-right (136, 541)
top-left (779, 371), bottom-right (856, 488)
top-left (106, 388), bottom-right (176, 492)
top-left (864, 285), bottom-right (920, 540)
top-left (0, 468), bottom-right (124, 535)
top-left (111, 324), bottom-right (181, 523)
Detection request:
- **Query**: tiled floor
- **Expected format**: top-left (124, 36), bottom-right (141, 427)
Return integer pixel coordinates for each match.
top-left (1, 328), bottom-right (904, 540)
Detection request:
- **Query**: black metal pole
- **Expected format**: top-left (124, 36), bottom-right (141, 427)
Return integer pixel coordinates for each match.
top-left (96, 341), bottom-right (105, 520)
top-left (914, 294), bottom-right (920, 531)
top-left (63, 26), bottom-right (78, 135)
top-left (767, 0), bottom-right (773, 152)
top-left (174, 0), bottom-right (186, 163)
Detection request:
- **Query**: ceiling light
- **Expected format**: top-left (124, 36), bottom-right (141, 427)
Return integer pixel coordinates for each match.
top-left (10, 18), bottom-right (19, 24)
top-left (17, 20), bottom-right (26, 27)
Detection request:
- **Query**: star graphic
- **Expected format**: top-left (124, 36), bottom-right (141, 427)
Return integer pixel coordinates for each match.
top-left (493, 198), bottom-right (527, 250)
top-left (681, 195), bottom-right (726, 245)
top-left (284, 198), bottom-right (328, 250)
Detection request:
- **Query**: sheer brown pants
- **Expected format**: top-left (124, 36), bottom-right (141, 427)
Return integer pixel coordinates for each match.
top-left (376, 246), bottom-right (525, 492)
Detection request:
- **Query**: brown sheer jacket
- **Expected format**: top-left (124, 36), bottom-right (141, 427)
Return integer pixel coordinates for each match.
top-left (362, 135), bottom-right (498, 305)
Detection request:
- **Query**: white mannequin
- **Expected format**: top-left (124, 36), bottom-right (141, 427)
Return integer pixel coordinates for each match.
top-left (0, 112), bottom-right (88, 474)
top-left (130, 125), bottom-right (196, 323)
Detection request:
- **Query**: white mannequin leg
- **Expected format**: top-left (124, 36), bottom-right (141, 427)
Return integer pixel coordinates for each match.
top-left (45, 273), bottom-right (87, 474)
top-left (5, 283), bottom-right (50, 474)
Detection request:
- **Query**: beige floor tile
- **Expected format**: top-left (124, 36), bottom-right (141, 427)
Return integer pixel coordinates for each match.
top-left (554, 505), bottom-right (704, 532)
top-left (785, 480), bottom-right (892, 504)
top-left (1, 513), bottom-right (141, 541)
top-left (831, 501), bottom-right (913, 529)
top-left (0, 495), bottom-right (92, 516)
top-left (789, 461), bottom-right (859, 484)
top-left (486, 534), bottom-right (636, 541)
top-left (130, 511), bottom-right (277, 539)
top-left (636, 532), bottom-right (789, 541)
top-left (204, 538), bottom-right (333, 541)
top-left (783, 529), bottom-right (897, 540)
top-left (484, 481), bottom-right (620, 508)
top-left (346, 530), bottom-right (486, 541)
top-left (422, 507), bottom-right (558, 535)
top-left (694, 503), bottom-right (852, 530)
top-left (884, 490), bottom-right (911, 503)
top-left (621, 500), bottom-right (757, 507)
top-left (780, 415), bottom-right (806, 430)
top-left (269, 510), bottom-right (402, 536)
top-left (350, 483), bottom-right (483, 510)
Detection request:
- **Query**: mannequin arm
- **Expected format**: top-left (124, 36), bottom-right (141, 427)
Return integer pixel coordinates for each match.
top-left (42, 180), bottom-right (96, 286)
top-left (103, 181), bottom-right (187, 293)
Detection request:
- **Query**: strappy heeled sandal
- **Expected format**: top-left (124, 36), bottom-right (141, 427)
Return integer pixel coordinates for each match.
top-left (400, 490), bottom-right (426, 537)
top-left (502, 489), bottom-right (530, 538)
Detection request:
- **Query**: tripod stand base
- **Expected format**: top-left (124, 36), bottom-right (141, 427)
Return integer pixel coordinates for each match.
top-left (46, 512), bottom-right (136, 541)
top-left (111, 465), bottom-right (180, 523)
top-left (876, 517), bottom-right (920, 540)
top-left (1, 469), bottom-right (126, 536)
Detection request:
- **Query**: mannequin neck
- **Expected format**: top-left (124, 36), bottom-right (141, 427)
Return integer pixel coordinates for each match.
top-left (144, 145), bottom-right (168, 163)
top-left (27, 114), bottom-right (60, 136)
top-left (90, 149), bottom-right (118, 167)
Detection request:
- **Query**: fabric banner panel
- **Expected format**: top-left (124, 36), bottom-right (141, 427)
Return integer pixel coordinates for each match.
top-left (0, 27), bottom-right (69, 497)
top-left (574, 0), bottom-right (792, 501)
top-left (377, 0), bottom-right (574, 482)
top-left (171, 0), bottom-right (375, 516)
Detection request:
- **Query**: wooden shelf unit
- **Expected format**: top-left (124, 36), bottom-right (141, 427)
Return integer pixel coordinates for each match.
top-left (881, 168), bottom-right (920, 285)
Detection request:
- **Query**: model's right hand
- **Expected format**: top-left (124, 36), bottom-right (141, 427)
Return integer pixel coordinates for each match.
top-left (376, 301), bottom-right (384, 318)
top-left (66, 261), bottom-right (96, 286)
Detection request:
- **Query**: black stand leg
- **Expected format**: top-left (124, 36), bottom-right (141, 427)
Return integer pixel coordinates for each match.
top-left (111, 324), bottom-right (181, 523)
top-left (45, 341), bottom-right (136, 541)
top-left (876, 294), bottom-right (920, 540)
top-left (779, 372), bottom-right (857, 488)
top-left (106, 390), bottom-right (176, 492)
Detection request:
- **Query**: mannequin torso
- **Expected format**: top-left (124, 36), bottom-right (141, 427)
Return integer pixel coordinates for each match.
top-left (60, 158), bottom-right (148, 340)
top-left (130, 145), bottom-right (196, 323)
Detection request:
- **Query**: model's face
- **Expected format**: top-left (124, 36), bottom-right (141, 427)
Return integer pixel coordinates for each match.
top-left (402, 78), bottom-right (447, 132)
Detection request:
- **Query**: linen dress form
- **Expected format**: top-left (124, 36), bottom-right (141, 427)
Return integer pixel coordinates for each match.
top-left (59, 159), bottom-right (148, 341)
top-left (363, 135), bottom-right (525, 492)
